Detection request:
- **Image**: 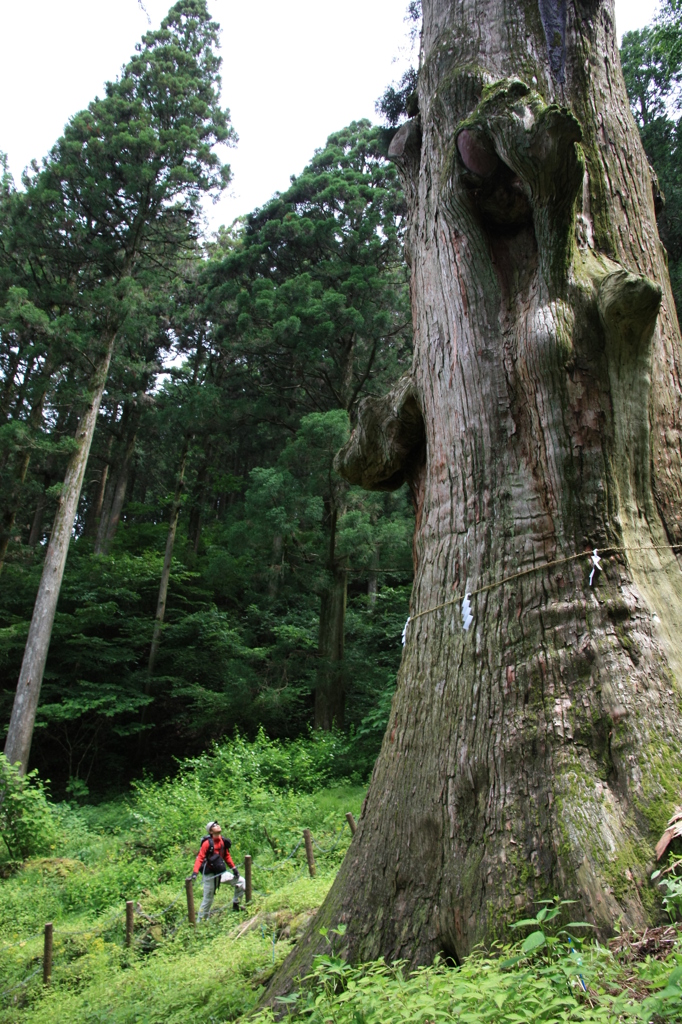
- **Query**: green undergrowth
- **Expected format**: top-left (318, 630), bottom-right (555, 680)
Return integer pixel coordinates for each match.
top-left (0, 731), bottom-right (362, 1022)
top-left (250, 898), bottom-right (682, 1024)
top-left (2, 733), bottom-right (682, 1023)
top-left (253, 946), bottom-right (682, 1024)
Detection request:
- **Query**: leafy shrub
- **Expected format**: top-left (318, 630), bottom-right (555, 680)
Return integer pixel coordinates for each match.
top-left (0, 755), bottom-right (61, 859)
top-left (202, 727), bottom-right (354, 792)
top-left (124, 728), bottom-right (355, 847)
top-left (253, 942), bottom-right (682, 1024)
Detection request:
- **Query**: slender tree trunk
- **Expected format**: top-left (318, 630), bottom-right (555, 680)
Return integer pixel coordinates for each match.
top-left (3, 330), bottom-right (117, 772)
top-left (147, 437), bottom-right (190, 677)
top-left (94, 470), bottom-right (115, 554)
top-left (94, 407), bottom-right (131, 554)
top-left (127, 454), bottom-right (137, 510)
top-left (0, 359), bottom-right (38, 478)
top-left (8, 356), bottom-right (35, 416)
top-left (187, 451), bottom-right (212, 556)
top-left (26, 406), bottom-right (75, 549)
top-left (27, 488), bottom-right (48, 548)
top-left (84, 432), bottom-right (114, 541)
top-left (100, 411), bottom-right (139, 554)
top-left (367, 547), bottom-right (380, 609)
top-left (264, 0), bottom-right (682, 993)
top-left (101, 462), bottom-right (130, 552)
top-left (137, 448), bottom-right (152, 507)
top-left (315, 566), bottom-right (347, 729)
top-left (268, 533), bottom-right (284, 599)
top-left (314, 488), bottom-right (348, 729)
top-left (85, 463), bottom-right (110, 541)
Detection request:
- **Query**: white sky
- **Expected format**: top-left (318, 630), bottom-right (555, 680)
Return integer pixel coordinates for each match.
top-left (0, 0), bottom-right (661, 235)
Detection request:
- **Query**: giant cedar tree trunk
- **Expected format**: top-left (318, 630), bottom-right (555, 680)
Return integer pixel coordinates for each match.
top-left (265, 0), bottom-right (682, 991)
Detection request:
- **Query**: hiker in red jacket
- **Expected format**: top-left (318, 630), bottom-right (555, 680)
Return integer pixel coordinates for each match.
top-left (191, 821), bottom-right (245, 919)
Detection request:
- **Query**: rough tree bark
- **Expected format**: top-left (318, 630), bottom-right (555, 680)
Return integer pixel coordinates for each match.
top-left (4, 329), bottom-right (117, 772)
top-left (264, 0), bottom-right (682, 991)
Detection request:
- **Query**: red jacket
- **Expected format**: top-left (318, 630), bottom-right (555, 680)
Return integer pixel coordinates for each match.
top-left (194, 836), bottom-right (235, 875)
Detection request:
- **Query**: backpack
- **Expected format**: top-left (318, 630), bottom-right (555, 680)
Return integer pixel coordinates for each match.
top-left (201, 834), bottom-right (231, 875)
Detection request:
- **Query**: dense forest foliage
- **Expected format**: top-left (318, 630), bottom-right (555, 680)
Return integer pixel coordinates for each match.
top-left (0, 2), bottom-right (413, 797)
top-left (0, 0), bottom-right (680, 800)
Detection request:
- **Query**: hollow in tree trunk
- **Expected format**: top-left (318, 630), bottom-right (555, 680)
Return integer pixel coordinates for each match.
top-left (264, 0), bottom-right (682, 993)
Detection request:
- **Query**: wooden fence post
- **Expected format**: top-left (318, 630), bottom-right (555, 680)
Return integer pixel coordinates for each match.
top-left (345, 812), bottom-right (357, 835)
top-left (303, 828), bottom-right (316, 878)
top-left (125, 900), bottom-right (134, 947)
top-left (43, 923), bottom-right (53, 986)
top-left (185, 876), bottom-right (196, 925)
top-left (244, 854), bottom-right (252, 903)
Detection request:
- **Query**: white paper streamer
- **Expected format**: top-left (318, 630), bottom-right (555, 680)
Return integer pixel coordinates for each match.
top-left (588, 548), bottom-right (601, 586)
top-left (461, 594), bottom-right (474, 631)
top-left (401, 617), bottom-right (410, 645)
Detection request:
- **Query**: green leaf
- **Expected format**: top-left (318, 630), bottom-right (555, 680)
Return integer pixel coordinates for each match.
top-left (500, 955), bottom-right (525, 969)
top-left (666, 965), bottom-right (682, 987)
top-left (521, 930), bottom-right (546, 953)
top-left (658, 985), bottom-right (682, 1000)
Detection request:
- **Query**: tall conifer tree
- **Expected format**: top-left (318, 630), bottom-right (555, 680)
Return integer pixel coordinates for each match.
top-left (4, 0), bottom-right (234, 772)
